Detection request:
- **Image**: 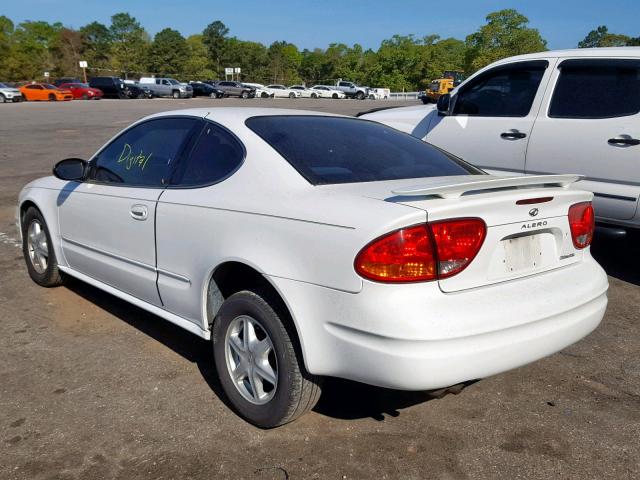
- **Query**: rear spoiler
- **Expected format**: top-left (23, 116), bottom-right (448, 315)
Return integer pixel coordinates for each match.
top-left (392, 174), bottom-right (583, 199)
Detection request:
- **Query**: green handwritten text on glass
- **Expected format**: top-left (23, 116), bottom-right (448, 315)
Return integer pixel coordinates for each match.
top-left (117, 143), bottom-right (152, 171)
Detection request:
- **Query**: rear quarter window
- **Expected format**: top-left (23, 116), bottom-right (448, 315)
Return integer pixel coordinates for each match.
top-left (245, 116), bottom-right (482, 185)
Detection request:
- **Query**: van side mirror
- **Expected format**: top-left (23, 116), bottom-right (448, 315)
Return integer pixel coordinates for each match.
top-left (53, 158), bottom-right (87, 181)
top-left (437, 93), bottom-right (452, 116)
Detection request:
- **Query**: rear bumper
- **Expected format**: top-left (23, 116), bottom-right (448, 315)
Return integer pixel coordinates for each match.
top-left (269, 257), bottom-right (608, 390)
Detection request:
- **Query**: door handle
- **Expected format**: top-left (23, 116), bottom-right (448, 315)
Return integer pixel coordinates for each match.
top-left (130, 204), bottom-right (148, 221)
top-left (608, 137), bottom-right (640, 146)
top-left (500, 130), bottom-right (527, 140)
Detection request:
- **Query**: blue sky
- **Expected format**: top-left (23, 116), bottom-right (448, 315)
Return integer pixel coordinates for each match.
top-left (2, 0), bottom-right (639, 50)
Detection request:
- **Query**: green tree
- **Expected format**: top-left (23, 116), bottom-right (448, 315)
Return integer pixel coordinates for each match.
top-left (578, 26), bottom-right (632, 48)
top-left (267, 41), bottom-right (301, 84)
top-left (183, 34), bottom-right (215, 79)
top-left (80, 21), bottom-right (112, 71)
top-left (50, 28), bottom-right (84, 77)
top-left (202, 20), bottom-right (229, 77)
top-left (464, 9), bottom-right (547, 73)
top-left (222, 38), bottom-right (269, 82)
top-left (147, 28), bottom-right (188, 76)
top-left (109, 12), bottom-right (149, 78)
top-left (0, 16), bottom-right (15, 79)
top-left (10, 20), bottom-right (63, 80)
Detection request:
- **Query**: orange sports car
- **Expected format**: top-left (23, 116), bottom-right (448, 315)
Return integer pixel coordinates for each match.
top-left (19, 83), bottom-right (73, 101)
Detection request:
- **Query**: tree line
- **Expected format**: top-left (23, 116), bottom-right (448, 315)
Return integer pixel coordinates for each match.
top-left (0, 10), bottom-right (636, 90)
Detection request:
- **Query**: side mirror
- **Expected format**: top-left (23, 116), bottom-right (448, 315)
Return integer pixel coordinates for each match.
top-left (437, 93), bottom-right (452, 116)
top-left (53, 158), bottom-right (87, 181)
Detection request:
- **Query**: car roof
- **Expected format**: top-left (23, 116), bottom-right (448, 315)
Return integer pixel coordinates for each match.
top-left (144, 107), bottom-right (345, 123)
top-left (495, 46), bottom-right (640, 64)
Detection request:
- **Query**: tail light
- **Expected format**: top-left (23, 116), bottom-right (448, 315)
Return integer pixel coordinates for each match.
top-left (568, 202), bottom-right (595, 249)
top-left (354, 219), bottom-right (486, 283)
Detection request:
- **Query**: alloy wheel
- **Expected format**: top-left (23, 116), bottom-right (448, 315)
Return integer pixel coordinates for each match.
top-left (27, 220), bottom-right (49, 274)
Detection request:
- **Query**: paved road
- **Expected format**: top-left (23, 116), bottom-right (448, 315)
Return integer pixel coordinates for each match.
top-left (0, 98), bottom-right (638, 480)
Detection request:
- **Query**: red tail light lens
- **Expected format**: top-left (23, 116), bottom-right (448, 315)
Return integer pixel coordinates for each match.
top-left (354, 219), bottom-right (486, 283)
top-left (568, 202), bottom-right (595, 249)
top-left (429, 218), bottom-right (487, 278)
top-left (354, 225), bottom-right (437, 282)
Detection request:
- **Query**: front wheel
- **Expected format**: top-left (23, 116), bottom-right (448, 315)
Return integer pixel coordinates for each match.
top-left (288, 92), bottom-right (295, 99)
top-left (332, 93), bottom-right (338, 99)
top-left (172, 90), bottom-right (181, 99)
top-left (212, 290), bottom-right (322, 428)
top-left (22, 207), bottom-right (64, 287)
top-left (49, 94), bottom-right (56, 101)
top-left (355, 91), bottom-right (365, 100)
top-left (0, 93), bottom-right (6, 103)
top-left (241, 91), bottom-right (249, 99)
top-left (310, 92), bottom-right (318, 99)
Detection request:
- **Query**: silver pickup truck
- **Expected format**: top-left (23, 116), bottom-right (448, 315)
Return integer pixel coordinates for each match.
top-left (139, 77), bottom-right (193, 99)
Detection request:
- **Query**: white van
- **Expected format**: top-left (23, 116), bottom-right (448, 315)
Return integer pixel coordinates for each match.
top-left (363, 47), bottom-right (640, 232)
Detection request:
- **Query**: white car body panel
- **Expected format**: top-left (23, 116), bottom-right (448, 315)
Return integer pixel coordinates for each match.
top-left (17, 107), bottom-right (608, 391)
top-left (362, 47), bottom-right (640, 229)
top-left (265, 85), bottom-right (302, 98)
top-left (310, 85), bottom-right (346, 99)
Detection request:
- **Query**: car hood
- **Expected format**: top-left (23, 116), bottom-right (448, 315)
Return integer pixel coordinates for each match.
top-left (360, 103), bottom-right (437, 136)
top-left (0, 87), bottom-right (21, 94)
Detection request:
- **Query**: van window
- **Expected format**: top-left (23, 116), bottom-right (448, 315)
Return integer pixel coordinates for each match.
top-left (549, 59), bottom-right (640, 119)
top-left (89, 118), bottom-right (199, 187)
top-left (453, 61), bottom-right (548, 117)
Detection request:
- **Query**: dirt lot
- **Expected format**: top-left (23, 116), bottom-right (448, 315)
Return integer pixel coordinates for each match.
top-left (0, 98), bottom-right (639, 480)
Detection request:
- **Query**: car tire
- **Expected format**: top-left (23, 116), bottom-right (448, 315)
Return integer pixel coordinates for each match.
top-left (22, 207), bottom-right (65, 288)
top-left (0, 93), bottom-right (6, 103)
top-left (49, 94), bottom-right (56, 101)
top-left (288, 92), bottom-right (295, 99)
top-left (212, 289), bottom-right (322, 428)
top-left (311, 93), bottom-right (318, 99)
top-left (172, 90), bottom-right (180, 99)
top-left (82, 93), bottom-right (89, 100)
top-left (261, 92), bottom-right (269, 98)
top-left (332, 93), bottom-right (338, 99)
top-left (355, 91), bottom-right (365, 100)
top-left (241, 91), bottom-right (249, 99)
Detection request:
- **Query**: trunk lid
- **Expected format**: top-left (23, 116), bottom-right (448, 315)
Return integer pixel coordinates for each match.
top-left (389, 174), bottom-right (591, 292)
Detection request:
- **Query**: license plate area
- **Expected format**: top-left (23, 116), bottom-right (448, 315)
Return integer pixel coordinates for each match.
top-left (503, 234), bottom-right (543, 273)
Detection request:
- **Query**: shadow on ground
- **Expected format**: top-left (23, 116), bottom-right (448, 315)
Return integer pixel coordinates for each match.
top-left (591, 230), bottom-right (640, 286)
top-left (63, 277), bottom-right (441, 422)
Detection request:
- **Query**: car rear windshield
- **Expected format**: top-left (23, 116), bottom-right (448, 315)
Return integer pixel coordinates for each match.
top-left (245, 115), bottom-right (481, 185)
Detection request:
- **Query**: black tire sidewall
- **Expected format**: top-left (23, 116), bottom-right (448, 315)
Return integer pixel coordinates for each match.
top-left (212, 291), bottom-right (299, 428)
top-left (22, 207), bottom-right (60, 286)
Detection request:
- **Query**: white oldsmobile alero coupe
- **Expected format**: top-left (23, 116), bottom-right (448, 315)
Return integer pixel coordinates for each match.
top-left (17, 108), bottom-right (608, 428)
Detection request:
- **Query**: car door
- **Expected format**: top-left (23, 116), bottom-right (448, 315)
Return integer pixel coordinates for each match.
top-left (156, 120), bottom-right (245, 325)
top-left (26, 84), bottom-right (45, 100)
top-left (57, 117), bottom-right (201, 305)
top-left (424, 60), bottom-right (553, 175)
top-left (526, 58), bottom-right (640, 221)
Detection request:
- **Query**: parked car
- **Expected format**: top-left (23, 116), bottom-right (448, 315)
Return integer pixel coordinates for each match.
top-left (243, 83), bottom-right (274, 98)
top-left (58, 82), bottom-right (103, 100)
top-left (53, 77), bottom-right (81, 87)
top-left (139, 77), bottom-right (193, 99)
top-left (190, 81), bottom-right (224, 98)
top-left (309, 85), bottom-right (346, 99)
top-left (17, 108), bottom-right (607, 428)
top-left (368, 87), bottom-right (390, 100)
top-left (266, 84), bottom-right (301, 98)
top-left (362, 47), bottom-right (640, 232)
top-left (0, 82), bottom-right (24, 102)
top-left (335, 80), bottom-right (370, 99)
top-left (210, 81), bottom-right (255, 98)
top-left (19, 83), bottom-right (73, 101)
top-left (89, 77), bottom-right (151, 99)
top-left (289, 85), bottom-right (318, 98)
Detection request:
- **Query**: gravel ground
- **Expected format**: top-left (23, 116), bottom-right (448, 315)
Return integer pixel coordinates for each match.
top-left (0, 98), bottom-right (638, 480)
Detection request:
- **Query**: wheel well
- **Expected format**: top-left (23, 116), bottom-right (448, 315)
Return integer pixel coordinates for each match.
top-left (206, 261), bottom-right (306, 363)
top-left (207, 262), bottom-right (290, 327)
top-left (19, 201), bottom-right (38, 229)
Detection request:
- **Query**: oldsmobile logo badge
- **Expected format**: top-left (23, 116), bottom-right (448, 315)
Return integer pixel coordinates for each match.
top-left (529, 208), bottom-right (539, 217)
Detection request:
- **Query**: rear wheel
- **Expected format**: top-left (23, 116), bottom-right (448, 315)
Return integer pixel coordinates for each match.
top-left (355, 91), bottom-right (365, 100)
top-left (332, 93), bottom-right (338, 99)
top-left (261, 92), bottom-right (269, 98)
top-left (311, 92), bottom-right (318, 99)
top-left (49, 94), bottom-right (56, 101)
top-left (288, 92), bottom-right (295, 99)
top-left (212, 290), bottom-right (322, 428)
top-left (241, 91), bottom-right (249, 99)
top-left (22, 207), bottom-right (64, 287)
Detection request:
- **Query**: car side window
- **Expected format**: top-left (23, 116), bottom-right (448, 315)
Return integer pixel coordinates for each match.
top-left (549, 59), bottom-right (640, 119)
top-left (171, 122), bottom-right (244, 187)
top-left (88, 117), bottom-right (199, 187)
top-left (453, 61), bottom-right (548, 117)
